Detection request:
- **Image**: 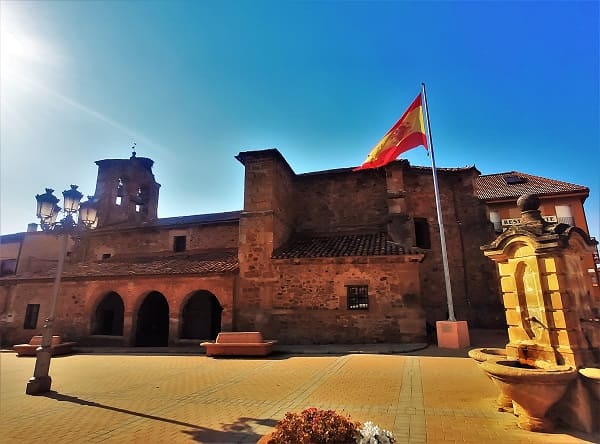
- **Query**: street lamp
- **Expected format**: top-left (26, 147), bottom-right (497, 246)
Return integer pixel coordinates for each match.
top-left (26, 185), bottom-right (97, 395)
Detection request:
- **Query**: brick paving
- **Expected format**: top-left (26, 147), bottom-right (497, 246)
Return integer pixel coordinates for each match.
top-left (1, 344), bottom-right (599, 443)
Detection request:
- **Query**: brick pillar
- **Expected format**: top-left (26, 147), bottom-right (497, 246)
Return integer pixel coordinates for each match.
top-left (123, 310), bottom-right (134, 346)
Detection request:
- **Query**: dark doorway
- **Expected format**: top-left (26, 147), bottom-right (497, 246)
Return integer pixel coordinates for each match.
top-left (92, 292), bottom-right (124, 335)
top-left (181, 291), bottom-right (223, 340)
top-left (135, 291), bottom-right (169, 346)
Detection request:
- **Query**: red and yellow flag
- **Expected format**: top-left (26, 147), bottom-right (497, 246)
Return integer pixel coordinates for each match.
top-left (354, 94), bottom-right (428, 171)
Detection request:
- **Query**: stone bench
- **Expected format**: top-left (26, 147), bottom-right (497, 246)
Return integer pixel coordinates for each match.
top-left (13, 335), bottom-right (76, 357)
top-left (200, 331), bottom-right (277, 357)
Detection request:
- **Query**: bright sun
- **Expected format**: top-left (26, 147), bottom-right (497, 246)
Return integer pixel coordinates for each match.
top-left (0, 4), bottom-right (57, 82)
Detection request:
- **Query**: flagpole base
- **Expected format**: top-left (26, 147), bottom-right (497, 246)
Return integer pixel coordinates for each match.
top-left (436, 320), bottom-right (470, 349)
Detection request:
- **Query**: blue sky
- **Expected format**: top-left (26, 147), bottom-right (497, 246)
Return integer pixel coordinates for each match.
top-left (1, 0), bottom-right (598, 239)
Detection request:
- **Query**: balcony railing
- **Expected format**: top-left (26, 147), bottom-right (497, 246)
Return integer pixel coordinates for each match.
top-left (557, 216), bottom-right (574, 226)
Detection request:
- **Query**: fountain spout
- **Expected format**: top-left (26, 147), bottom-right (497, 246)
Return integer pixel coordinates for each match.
top-left (525, 316), bottom-right (548, 330)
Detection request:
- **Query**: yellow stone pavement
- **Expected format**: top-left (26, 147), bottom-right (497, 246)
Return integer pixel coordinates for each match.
top-left (1, 350), bottom-right (598, 444)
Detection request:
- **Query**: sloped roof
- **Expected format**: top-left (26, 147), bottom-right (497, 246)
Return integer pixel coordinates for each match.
top-left (474, 171), bottom-right (589, 201)
top-left (156, 211), bottom-right (241, 227)
top-left (7, 250), bottom-right (238, 280)
top-left (272, 232), bottom-right (422, 259)
top-left (0, 232), bottom-right (25, 244)
top-left (66, 250), bottom-right (239, 277)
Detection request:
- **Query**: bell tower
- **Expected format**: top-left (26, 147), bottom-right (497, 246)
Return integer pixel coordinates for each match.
top-left (92, 147), bottom-right (161, 228)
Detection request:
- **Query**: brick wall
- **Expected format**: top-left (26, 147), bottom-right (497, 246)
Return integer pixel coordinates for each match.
top-left (0, 273), bottom-right (236, 346)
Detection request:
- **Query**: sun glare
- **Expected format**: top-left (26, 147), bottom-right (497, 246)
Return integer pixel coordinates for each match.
top-left (0, 4), bottom-right (60, 82)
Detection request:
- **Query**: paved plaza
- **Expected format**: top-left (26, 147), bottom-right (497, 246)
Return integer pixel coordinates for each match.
top-left (1, 336), bottom-right (599, 443)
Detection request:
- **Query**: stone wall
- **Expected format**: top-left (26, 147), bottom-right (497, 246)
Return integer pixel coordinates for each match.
top-left (293, 168), bottom-right (388, 234)
top-left (235, 151), bottom-right (295, 341)
top-left (403, 167), bottom-right (502, 327)
top-left (83, 222), bottom-right (239, 260)
top-left (235, 257), bottom-right (424, 344)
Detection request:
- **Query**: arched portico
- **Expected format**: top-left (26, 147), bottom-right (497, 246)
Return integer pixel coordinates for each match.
top-left (135, 291), bottom-right (169, 346)
top-left (92, 291), bottom-right (124, 335)
top-left (180, 290), bottom-right (223, 340)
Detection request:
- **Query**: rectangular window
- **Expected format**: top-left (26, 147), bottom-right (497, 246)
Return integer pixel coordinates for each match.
top-left (102, 253), bottom-right (112, 260)
top-left (23, 304), bottom-right (40, 329)
top-left (414, 218), bottom-right (431, 249)
top-left (0, 259), bottom-right (17, 276)
top-left (555, 205), bottom-right (574, 226)
top-left (347, 285), bottom-right (369, 310)
top-left (173, 235), bottom-right (187, 252)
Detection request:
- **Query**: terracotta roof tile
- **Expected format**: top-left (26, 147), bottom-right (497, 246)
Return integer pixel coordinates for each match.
top-left (66, 250), bottom-right (238, 277)
top-left (8, 251), bottom-right (239, 280)
top-left (475, 171), bottom-right (588, 201)
top-left (272, 232), bottom-right (420, 259)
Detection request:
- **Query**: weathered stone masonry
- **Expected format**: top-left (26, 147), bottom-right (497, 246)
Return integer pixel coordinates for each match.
top-left (0, 148), bottom-right (509, 346)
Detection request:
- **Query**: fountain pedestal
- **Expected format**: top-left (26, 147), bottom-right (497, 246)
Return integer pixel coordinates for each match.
top-left (475, 194), bottom-right (600, 434)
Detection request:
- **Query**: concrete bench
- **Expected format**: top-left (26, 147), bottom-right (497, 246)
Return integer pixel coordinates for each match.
top-left (13, 335), bottom-right (76, 357)
top-left (201, 332), bottom-right (277, 357)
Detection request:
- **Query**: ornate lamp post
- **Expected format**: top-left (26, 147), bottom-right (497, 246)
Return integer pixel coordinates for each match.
top-left (26, 185), bottom-right (97, 395)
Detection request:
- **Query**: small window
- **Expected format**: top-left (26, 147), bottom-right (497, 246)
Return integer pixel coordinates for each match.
top-left (347, 285), bottom-right (369, 310)
top-left (102, 253), bottom-right (112, 260)
top-left (414, 218), bottom-right (431, 249)
top-left (24, 304), bottom-right (40, 329)
top-left (173, 235), bottom-right (187, 252)
top-left (0, 259), bottom-right (17, 276)
top-left (115, 178), bottom-right (124, 205)
top-left (503, 175), bottom-right (527, 185)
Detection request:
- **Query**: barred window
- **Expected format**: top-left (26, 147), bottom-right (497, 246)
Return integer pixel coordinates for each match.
top-left (24, 304), bottom-right (40, 329)
top-left (347, 285), bottom-right (369, 310)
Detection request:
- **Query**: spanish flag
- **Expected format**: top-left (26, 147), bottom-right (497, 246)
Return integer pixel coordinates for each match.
top-left (354, 94), bottom-right (428, 170)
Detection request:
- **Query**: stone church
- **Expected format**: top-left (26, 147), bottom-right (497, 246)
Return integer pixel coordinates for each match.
top-left (0, 149), bottom-right (593, 346)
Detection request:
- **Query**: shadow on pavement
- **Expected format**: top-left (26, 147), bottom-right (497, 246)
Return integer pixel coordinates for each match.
top-left (44, 391), bottom-right (276, 443)
top-left (408, 328), bottom-right (510, 358)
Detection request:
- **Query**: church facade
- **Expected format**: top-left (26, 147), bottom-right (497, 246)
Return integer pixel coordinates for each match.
top-left (0, 150), bottom-right (594, 346)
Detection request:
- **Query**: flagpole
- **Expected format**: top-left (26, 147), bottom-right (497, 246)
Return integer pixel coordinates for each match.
top-left (421, 82), bottom-right (456, 322)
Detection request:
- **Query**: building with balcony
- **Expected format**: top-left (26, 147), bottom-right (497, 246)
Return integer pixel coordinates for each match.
top-left (475, 171), bottom-right (598, 294)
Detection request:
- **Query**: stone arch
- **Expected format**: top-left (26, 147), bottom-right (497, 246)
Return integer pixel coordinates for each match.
top-left (91, 291), bottom-right (124, 335)
top-left (180, 290), bottom-right (223, 340)
top-left (135, 291), bottom-right (169, 346)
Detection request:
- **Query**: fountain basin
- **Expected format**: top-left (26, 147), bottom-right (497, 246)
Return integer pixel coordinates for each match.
top-left (468, 347), bottom-right (512, 411)
top-left (468, 347), bottom-right (507, 364)
top-left (481, 359), bottom-right (577, 432)
top-left (578, 367), bottom-right (600, 433)
top-left (578, 367), bottom-right (600, 400)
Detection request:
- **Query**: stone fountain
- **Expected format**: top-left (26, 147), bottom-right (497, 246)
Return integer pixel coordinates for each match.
top-left (474, 194), bottom-right (600, 433)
